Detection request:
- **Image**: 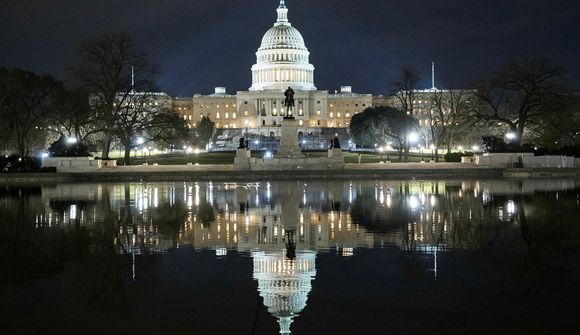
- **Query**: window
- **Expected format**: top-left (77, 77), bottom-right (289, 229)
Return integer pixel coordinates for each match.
top-left (329, 112), bottom-right (334, 118)
top-left (232, 113), bottom-right (236, 119)
top-left (346, 113), bottom-right (350, 117)
top-left (317, 120), bottom-right (321, 126)
top-left (298, 109), bottom-right (303, 116)
top-left (299, 120), bottom-right (303, 126)
top-left (316, 110), bottom-right (321, 115)
top-left (337, 112), bottom-right (341, 118)
top-left (272, 108), bottom-right (277, 116)
top-left (225, 112), bottom-right (229, 119)
top-left (216, 112), bottom-right (220, 119)
top-left (262, 120), bottom-right (266, 126)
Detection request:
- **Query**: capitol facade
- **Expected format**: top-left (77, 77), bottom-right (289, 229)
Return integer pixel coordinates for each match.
top-left (166, 0), bottom-right (474, 151)
top-left (169, 0), bottom-right (375, 150)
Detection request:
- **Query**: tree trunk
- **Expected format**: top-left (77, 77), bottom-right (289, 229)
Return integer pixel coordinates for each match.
top-left (102, 137), bottom-right (112, 160)
top-left (123, 145), bottom-right (132, 165)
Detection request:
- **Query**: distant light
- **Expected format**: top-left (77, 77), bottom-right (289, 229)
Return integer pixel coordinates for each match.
top-left (457, 146), bottom-right (464, 151)
top-left (472, 145), bottom-right (480, 152)
top-left (302, 140), bottom-right (306, 144)
top-left (430, 144), bottom-right (436, 150)
top-left (265, 151), bottom-right (272, 158)
top-left (41, 153), bottom-right (49, 158)
top-left (254, 140), bottom-right (259, 145)
top-left (505, 132), bottom-right (517, 140)
top-left (67, 138), bottom-right (78, 144)
top-left (136, 137), bottom-right (145, 145)
top-left (408, 132), bottom-right (419, 143)
top-left (194, 148), bottom-right (201, 154)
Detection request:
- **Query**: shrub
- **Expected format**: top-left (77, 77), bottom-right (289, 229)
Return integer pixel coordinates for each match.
top-left (48, 137), bottom-right (92, 157)
top-left (444, 152), bottom-right (473, 162)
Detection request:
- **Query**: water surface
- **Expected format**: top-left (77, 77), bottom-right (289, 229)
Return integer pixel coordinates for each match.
top-left (1, 179), bottom-right (580, 334)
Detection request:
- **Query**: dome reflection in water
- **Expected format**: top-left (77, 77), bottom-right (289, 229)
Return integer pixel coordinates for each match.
top-left (1, 179), bottom-right (580, 334)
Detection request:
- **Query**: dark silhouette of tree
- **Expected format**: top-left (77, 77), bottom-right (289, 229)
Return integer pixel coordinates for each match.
top-left (72, 32), bottom-right (157, 160)
top-left (50, 87), bottom-right (99, 144)
top-left (392, 67), bottom-right (421, 117)
top-left (427, 89), bottom-right (476, 159)
top-left (0, 68), bottom-right (61, 157)
top-left (195, 116), bottom-right (215, 148)
top-left (146, 111), bottom-right (191, 150)
top-left (350, 106), bottom-right (419, 161)
top-left (470, 58), bottom-right (572, 147)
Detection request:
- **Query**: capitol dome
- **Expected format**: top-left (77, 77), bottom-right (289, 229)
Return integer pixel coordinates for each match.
top-left (252, 250), bottom-right (317, 334)
top-left (250, 0), bottom-right (316, 91)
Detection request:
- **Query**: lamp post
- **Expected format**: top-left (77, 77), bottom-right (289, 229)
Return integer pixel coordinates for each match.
top-left (430, 144), bottom-right (436, 161)
top-left (186, 147), bottom-right (193, 164)
top-left (194, 148), bottom-right (200, 165)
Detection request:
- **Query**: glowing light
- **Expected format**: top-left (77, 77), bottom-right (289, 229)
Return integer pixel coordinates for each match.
top-left (136, 137), bottom-right (145, 145)
top-left (408, 132), bottom-right (419, 143)
top-left (67, 138), bottom-right (78, 144)
top-left (507, 200), bottom-right (516, 214)
top-left (472, 145), bottom-right (480, 152)
top-left (409, 196), bottom-right (420, 210)
top-left (505, 132), bottom-right (517, 140)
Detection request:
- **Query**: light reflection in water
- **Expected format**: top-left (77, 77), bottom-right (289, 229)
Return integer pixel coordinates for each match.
top-left (1, 179), bottom-right (580, 333)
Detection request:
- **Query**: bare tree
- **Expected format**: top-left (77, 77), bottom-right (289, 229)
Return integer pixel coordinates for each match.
top-left (113, 93), bottom-right (187, 163)
top-left (470, 58), bottom-right (570, 147)
top-left (0, 68), bottom-right (61, 157)
top-left (50, 87), bottom-right (101, 143)
top-left (427, 89), bottom-right (476, 159)
top-left (391, 67), bottom-right (421, 160)
top-left (72, 32), bottom-right (157, 159)
top-left (392, 67), bottom-right (421, 117)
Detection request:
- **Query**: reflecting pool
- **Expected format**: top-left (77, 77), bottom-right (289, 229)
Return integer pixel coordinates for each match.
top-left (1, 179), bottom-right (580, 334)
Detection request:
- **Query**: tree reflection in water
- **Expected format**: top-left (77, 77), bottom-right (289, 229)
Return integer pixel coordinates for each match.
top-left (0, 180), bottom-right (579, 333)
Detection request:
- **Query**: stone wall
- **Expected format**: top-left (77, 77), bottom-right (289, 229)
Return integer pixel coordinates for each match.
top-left (464, 153), bottom-right (577, 168)
top-left (41, 157), bottom-right (105, 173)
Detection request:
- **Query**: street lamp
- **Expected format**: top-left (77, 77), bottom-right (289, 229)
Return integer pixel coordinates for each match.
top-left (408, 132), bottom-right (419, 144)
top-left (67, 137), bottom-right (78, 144)
top-left (505, 132), bottom-right (517, 141)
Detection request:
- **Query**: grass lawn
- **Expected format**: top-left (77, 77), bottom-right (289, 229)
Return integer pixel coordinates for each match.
top-left (124, 151), bottom-right (441, 165)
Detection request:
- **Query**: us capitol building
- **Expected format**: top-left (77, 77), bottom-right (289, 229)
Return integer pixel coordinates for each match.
top-left (166, 0), bottom-right (375, 149)
top-left (159, 0), bottom-right (472, 150)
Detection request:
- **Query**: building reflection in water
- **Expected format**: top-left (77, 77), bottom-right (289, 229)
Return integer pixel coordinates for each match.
top-left (1, 179), bottom-right (579, 333)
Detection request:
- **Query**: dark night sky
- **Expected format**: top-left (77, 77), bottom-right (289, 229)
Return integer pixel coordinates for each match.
top-left (1, 0), bottom-right (579, 96)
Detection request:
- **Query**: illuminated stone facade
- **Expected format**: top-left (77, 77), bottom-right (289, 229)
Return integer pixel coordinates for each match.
top-left (170, 1), bottom-right (373, 134)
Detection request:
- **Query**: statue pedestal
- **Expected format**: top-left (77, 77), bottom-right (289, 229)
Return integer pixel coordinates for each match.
top-left (276, 118), bottom-right (304, 158)
top-left (234, 148), bottom-right (251, 170)
top-left (328, 148), bottom-right (345, 169)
